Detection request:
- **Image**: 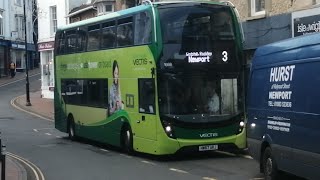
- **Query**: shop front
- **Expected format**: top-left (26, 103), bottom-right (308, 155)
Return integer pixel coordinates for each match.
top-left (292, 6), bottom-right (320, 37)
top-left (11, 42), bottom-right (36, 72)
top-left (39, 41), bottom-right (55, 99)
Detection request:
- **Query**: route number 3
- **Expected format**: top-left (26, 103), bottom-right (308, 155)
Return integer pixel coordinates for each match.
top-left (222, 51), bottom-right (228, 62)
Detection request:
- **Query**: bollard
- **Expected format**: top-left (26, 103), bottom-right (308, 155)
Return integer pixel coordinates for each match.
top-left (1, 144), bottom-right (5, 180)
top-left (0, 132), bottom-right (5, 180)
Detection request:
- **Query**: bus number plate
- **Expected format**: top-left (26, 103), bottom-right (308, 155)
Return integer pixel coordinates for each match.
top-left (199, 145), bottom-right (218, 151)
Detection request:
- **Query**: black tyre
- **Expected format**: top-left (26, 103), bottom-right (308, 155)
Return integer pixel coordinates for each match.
top-left (122, 127), bottom-right (133, 154)
top-left (262, 147), bottom-right (278, 180)
top-left (68, 117), bottom-right (76, 140)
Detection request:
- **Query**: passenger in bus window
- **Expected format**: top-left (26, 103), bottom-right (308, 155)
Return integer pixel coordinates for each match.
top-left (206, 82), bottom-right (220, 115)
top-left (109, 60), bottom-right (123, 115)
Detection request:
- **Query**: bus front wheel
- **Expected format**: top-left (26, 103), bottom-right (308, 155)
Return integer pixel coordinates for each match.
top-left (122, 127), bottom-right (133, 154)
top-left (68, 117), bottom-right (76, 140)
top-left (262, 147), bottom-right (278, 180)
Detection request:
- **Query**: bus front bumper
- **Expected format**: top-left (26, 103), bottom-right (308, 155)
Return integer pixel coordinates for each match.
top-left (155, 129), bottom-right (246, 155)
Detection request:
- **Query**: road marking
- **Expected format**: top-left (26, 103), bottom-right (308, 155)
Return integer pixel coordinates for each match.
top-left (100, 148), bottom-right (109, 152)
top-left (37, 128), bottom-right (54, 130)
top-left (10, 97), bottom-right (54, 122)
top-left (251, 178), bottom-right (264, 180)
top-left (216, 151), bottom-right (236, 157)
top-left (56, 136), bottom-right (61, 138)
top-left (45, 133), bottom-right (52, 136)
top-left (203, 177), bottom-right (217, 180)
top-left (141, 160), bottom-right (156, 166)
top-left (33, 129), bottom-right (38, 132)
top-left (119, 153), bottom-right (132, 158)
top-left (7, 152), bottom-right (45, 180)
top-left (169, 168), bottom-right (189, 174)
top-left (241, 155), bottom-right (253, 159)
top-left (0, 73), bottom-right (40, 88)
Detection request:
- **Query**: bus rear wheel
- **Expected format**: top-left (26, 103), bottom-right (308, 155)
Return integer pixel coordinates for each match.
top-left (122, 127), bottom-right (133, 154)
top-left (68, 117), bottom-right (76, 140)
top-left (262, 147), bottom-right (278, 180)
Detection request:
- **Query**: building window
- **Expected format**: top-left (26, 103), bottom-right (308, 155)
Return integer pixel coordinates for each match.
top-left (251, 0), bottom-right (265, 16)
top-left (0, 11), bottom-right (3, 36)
top-left (15, 0), bottom-right (22, 6)
top-left (15, 15), bottom-right (24, 39)
top-left (50, 6), bottom-right (57, 35)
top-left (105, 4), bottom-right (113, 13)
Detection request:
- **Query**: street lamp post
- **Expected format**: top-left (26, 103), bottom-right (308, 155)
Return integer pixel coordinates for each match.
top-left (23, 0), bottom-right (31, 106)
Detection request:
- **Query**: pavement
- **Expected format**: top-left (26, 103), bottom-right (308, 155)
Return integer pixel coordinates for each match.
top-left (0, 68), bottom-right (51, 180)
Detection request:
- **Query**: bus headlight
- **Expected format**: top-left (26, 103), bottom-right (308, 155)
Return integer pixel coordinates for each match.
top-left (238, 121), bottom-right (245, 134)
top-left (165, 126), bottom-right (172, 133)
top-left (161, 120), bottom-right (176, 139)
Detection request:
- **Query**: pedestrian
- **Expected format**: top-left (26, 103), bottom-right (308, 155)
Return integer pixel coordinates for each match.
top-left (9, 61), bottom-right (16, 78)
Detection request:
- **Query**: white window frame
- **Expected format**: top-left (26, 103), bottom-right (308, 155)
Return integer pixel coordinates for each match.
top-left (0, 11), bottom-right (3, 36)
top-left (15, 15), bottom-right (24, 39)
top-left (251, 0), bottom-right (265, 16)
top-left (50, 6), bottom-right (57, 36)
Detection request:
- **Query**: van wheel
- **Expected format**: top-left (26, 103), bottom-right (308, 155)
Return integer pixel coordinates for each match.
top-left (68, 117), bottom-right (76, 140)
top-left (262, 147), bottom-right (278, 180)
top-left (122, 127), bottom-right (133, 154)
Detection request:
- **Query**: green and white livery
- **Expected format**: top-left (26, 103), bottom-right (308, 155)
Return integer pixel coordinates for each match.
top-left (54, 1), bottom-right (246, 155)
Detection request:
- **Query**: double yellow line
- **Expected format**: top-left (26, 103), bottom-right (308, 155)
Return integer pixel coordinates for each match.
top-left (7, 152), bottom-right (45, 180)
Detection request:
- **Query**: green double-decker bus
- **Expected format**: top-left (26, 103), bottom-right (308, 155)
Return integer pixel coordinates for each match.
top-left (54, 1), bottom-right (246, 155)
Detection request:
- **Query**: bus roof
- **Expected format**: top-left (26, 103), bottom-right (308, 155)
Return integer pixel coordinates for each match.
top-left (58, 1), bottom-right (228, 31)
top-left (58, 4), bottom-right (151, 31)
top-left (252, 33), bottom-right (320, 67)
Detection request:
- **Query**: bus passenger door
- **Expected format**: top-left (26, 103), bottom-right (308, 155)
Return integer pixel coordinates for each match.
top-left (135, 78), bottom-right (157, 141)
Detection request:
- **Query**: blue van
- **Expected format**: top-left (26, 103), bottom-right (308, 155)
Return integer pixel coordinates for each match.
top-left (247, 33), bottom-right (320, 180)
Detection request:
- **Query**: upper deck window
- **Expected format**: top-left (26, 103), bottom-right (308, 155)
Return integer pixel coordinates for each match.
top-left (87, 24), bottom-right (101, 51)
top-left (101, 21), bottom-right (116, 49)
top-left (117, 17), bottom-right (133, 47)
top-left (159, 4), bottom-right (235, 47)
top-left (134, 11), bottom-right (152, 45)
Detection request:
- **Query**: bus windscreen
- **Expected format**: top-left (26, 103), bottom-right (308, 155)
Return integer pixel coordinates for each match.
top-left (158, 4), bottom-right (243, 123)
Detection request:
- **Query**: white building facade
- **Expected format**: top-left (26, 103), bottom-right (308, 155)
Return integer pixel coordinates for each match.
top-left (0, 0), bottom-right (35, 77)
top-left (38, 0), bottom-right (89, 99)
top-left (38, 0), bottom-right (69, 99)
